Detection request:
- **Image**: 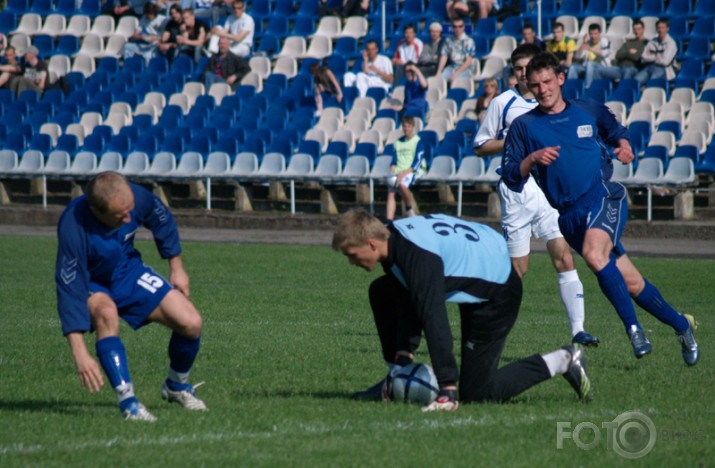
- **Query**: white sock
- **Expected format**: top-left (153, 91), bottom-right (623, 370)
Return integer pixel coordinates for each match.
top-left (167, 367), bottom-right (190, 385)
top-left (558, 269), bottom-right (585, 337)
top-left (115, 383), bottom-right (135, 403)
top-left (541, 349), bottom-right (571, 377)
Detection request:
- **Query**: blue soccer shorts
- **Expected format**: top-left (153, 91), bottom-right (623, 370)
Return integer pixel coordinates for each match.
top-left (90, 263), bottom-right (173, 330)
top-left (557, 181), bottom-right (628, 258)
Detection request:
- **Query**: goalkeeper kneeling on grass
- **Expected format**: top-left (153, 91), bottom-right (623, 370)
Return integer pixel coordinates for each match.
top-left (333, 209), bottom-right (593, 412)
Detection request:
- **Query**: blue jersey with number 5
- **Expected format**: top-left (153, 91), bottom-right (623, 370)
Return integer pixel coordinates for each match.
top-left (55, 184), bottom-right (181, 335)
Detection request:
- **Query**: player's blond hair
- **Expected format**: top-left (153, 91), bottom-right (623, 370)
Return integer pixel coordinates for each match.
top-left (332, 209), bottom-right (390, 251)
top-left (86, 171), bottom-right (131, 213)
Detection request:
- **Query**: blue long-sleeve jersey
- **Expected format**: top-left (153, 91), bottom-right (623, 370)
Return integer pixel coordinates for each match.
top-left (383, 214), bottom-right (512, 385)
top-left (55, 184), bottom-right (181, 335)
top-left (501, 99), bottom-right (629, 210)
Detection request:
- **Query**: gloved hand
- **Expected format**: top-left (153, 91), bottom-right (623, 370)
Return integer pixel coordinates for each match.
top-left (421, 388), bottom-right (459, 412)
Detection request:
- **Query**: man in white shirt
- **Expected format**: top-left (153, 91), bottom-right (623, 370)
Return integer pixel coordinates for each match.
top-left (392, 24), bottom-right (424, 84)
top-left (344, 40), bottom-right (394, 97)
top-left (634, 18), bottom-right (678, 85)
top-left (567, 23), bottom-right (611, 88)
top-left (209, 0), bottom-right (253, 57)
top-left (436, 18), bottom-right (475, 83)
top-left (473, 43), bottom-right (599, 347)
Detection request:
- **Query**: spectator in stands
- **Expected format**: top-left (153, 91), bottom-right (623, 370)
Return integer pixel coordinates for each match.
top-left (568, 23), bottom-right (612, 88)
top-left (400, 61), bottom-right (428, 120)
top-left (204, 36), bottom-right (250, 91)
top-left (521, 23), bottom-right (545, 50)
top-left (547, 22), bottom-right (576, 73)
top-left (344, 39), bottom-right (393, 98)
top-left (447, 0), bottom-right (497, 21)
top-left (113, 0), bottom-right (149, 20)
top-left (592, 19), bottom-right (648, 84)
top-left (392, 24), bottom-right (423, 85)
top-left (207, 0), bottom-right (235, 27)
top-left (0, 47), bottom-right (23, 92)
top-left (209, 0), bottom-right (254, 58)
top-left (158, 4), bottom-right (184, 61)
top-left (0, 33), bottom-right (7, 58)
top-left (13, 46), bottom-right (47, 96)
top-left (311, 62), bottom-right (343, 117)
top-left (475, 78), bottom-right (499, 123)
top-left (124, 2), bottom-right (165, 66)
top-left (436, 18), bottom-right (476, 83)
top-left (340, 0), bottom-right (370, 17)
top-left (176, 8), bottom-right (208, 63)
top-left (386, 115), bottom-right (425, 220)
top-left (184, 0), bottom-right (215, 22)
top-left (417, 22), bottom-right (444, 78)
top-left (634, 18), bottom-right (678, 85)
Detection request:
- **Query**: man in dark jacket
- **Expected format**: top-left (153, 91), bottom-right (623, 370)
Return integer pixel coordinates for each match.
top-left (204, 36), bottom-right (249, 90)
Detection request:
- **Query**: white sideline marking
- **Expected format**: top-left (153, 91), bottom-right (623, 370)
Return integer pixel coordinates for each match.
top-left (0, 408), bottom-right (662, 455)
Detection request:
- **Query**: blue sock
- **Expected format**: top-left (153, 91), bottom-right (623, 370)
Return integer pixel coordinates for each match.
top-left (166, 333), bottom-right (201, 391)
top-left (634, 279), bottom-right (689, 332)
top-left (96, 336), bottom-right (138, 412)
top-left (595, 260), bottom-right (640, 333)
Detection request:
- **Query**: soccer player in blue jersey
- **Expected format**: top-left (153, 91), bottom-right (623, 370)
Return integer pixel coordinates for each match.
top-left (333, 209), bottom-right (592, 411)
top-left (502, 52), bottom-right (699, 365)
top-left (475, 43), bottom-right (598, 348)
top-left (55, 172), bottom-right (207, 421)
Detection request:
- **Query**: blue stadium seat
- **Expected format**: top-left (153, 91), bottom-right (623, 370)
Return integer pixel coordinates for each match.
top-left (56, 134), bottom-right (80, 156)
top-left (664, 0), bottom-right (692, 18)
top-left (397, 0), bottom-right (426, 21)
top-left (499, 16), bottom-right (525, 40)
top-left (325, 54), bottom-right (348, 82)
top-left (250, 0), bottom-right (271, 23)
top-left (235, 84), bottom-right (256, 101)
top-left (434, 141), bottom-right (462, 163)
top-left (583, 0), bottom-right (611, 17)
top-left (5, 0), bottom-right (30, 16)
top-left (216, 135), bottom-right (241, 158)
top-left (148, 56), bottom-right (169, 75)
top-left (443, 129), bottom-right (468, 157)
top-left (171, 54), bottom-right (194, 76)
top-left (256, 34), bottom-right (280, 56)
top-left (628, 121), bottom-right (651, 156)
top-left (375, 108), bottom-right (399, 123)
top-left (681, 38), bottom-right (711, 62)
top-left (188, 135), bottom-right (212, 155)
top-left (136, 134), bottom-right (159, 158)
top-left (423, 0), bottom-right (448, 21)
top-left (417, 130), bottom-right (439, 159)
top-left (28, 110), bottom-right (50, 131)
top-left (610, 0), bottom-right (637, 17)
top-left (82, 133), bottom-right (105, 154)
top-left (455, 119), bottom-right (479, 140)
top-left (78, 0), bottom-right (101, 17)
top-left (557, 0), bottom-right (584, 18)
top-left (107, 134), bottom-right (131, 157)
top-left (694, 1), bottom-right (715, 17)
top-left (657, 121), bottom-right (681, 140)
top-left (367, 0), bottom-right (398, 21)
top-left (31, 0), bottom-right (54, 17)
top-left (119, 125), bottom-right (139, 145)
top-left (526, 0), bottom-right (557, 18)
top-left (268, 135), bottom-right (293, 157)
top-left (677, 59), bottom-right (705, 82)
top-left (29, 133), bottom-right (52, 154)
top-left (297, 139), bottom-right (322, 163)
top-left (242, 136), bottom-right (265, 157)
top-left (366, 87), bottom-right (387, 106)
top-left (335, 36), bottom-right (359, 60)
top-left (265, 16), bottom-right (289, 39)
top-left (674, 145), bottom-right (700, 162)
top-left (55, 0), bottom-right (78, 16)
top-left (325, 141), bottom-right (349, 162)
top-left (162, 134), bottom-right (185, 155)
top-left (643, 145), bottom-right (668, 166)
top-left (33, 34), bottom-right (55, 59)
top-left (354, 142), bottom-right (377, 165)
top-left (19, 89), bottom-right (40, 106)
top-left (446, 88), bottom-right (468, 109)
top-left (695, 144), bottom-right (715, 173)
top-left (4, 133), bottom-right (27, 154)
top-left (636, 0), bottom-right (664, 17)
top-left (667, 16), bottom-right (689, 41)
top-left (0, 11), bottom-right (18, 35)
top-left (292, 16), bottom-right (315, 36)
top-left (563, 78), bottom-right (584, 99)
top-left (238, 111), bottom-right (260, 131)
top-left (609, 79), bottom-right (640, 109)
top-left (296, 0), bottom-right (319, 18)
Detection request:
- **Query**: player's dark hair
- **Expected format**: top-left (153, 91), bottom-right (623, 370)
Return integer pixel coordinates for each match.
top-left (401, 115), bottom-right (415, 126)
top-left (657, 17), bottom-right (669, 27)
top-left (633, 19), bottom-right (644, 28)
top-left (526, 51), bottom-right (563, 78)
top-left (552, 21), bottom-right (564, 31)
top-left (511, 43), bottom-right (542, 64)
top-left (404, 23), bottom-right (416, 33)
top-left (143, 1), bottom-right (158, 16)
top-left (588, 23), bottom-right (601, 32)
top-left (86, 172), bottom-right (130, 214)
top-left (522, 23), bottom-right (534, 32)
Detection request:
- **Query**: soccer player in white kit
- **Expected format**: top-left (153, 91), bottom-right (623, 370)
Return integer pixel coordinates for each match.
top-left (474, 43), bottom-right (598, 347)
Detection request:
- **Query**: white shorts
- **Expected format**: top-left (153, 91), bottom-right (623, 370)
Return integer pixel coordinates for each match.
top-left (387, 172), bottom-right (416, 192)
top-left (498, 177), bottom-right (563, 258)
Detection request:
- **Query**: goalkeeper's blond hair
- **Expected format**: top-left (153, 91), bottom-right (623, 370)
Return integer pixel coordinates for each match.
top-left (332, 209), bottom-right (390, 251)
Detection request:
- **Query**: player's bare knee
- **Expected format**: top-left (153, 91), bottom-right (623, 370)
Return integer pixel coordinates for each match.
top-left (88, 297), bottom-right (120, 333)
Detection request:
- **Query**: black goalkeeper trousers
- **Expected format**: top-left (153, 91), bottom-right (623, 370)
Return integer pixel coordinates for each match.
top-left (368, 271), bottom-right (551, 403)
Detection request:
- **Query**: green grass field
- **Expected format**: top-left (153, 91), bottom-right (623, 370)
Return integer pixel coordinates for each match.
top-left (1, 234), bottom-right (713, 467)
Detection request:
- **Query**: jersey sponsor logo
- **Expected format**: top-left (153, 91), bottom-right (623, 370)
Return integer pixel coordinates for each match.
top-left (137, 272), bottom-right (164, 293)
top-left (577, 125), bottom-right (593, 138)
top-left (124, 228), bottom-right (139, 242)
top-left (60, 256), bottom-right (78, 284)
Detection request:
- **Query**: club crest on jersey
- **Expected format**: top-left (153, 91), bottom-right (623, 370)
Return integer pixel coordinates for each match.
top-left (577, 125), bottom-right (593, 138)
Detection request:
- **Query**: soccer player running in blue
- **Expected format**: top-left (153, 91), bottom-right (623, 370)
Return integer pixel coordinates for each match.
top-left (502, 52), bottom-right (699, 365)
top-left (474, 43), bottom-right (598, 348)
top-left (55, 172), bottom-right (207, 421)
top-left (333, 209), bottom-right (592, 412)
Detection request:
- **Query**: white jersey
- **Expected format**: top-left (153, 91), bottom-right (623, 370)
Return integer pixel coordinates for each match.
top-left (473, 87), bottom-right (537, 149)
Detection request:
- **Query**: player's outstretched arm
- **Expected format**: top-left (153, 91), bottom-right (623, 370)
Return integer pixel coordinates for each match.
top-left (613, 139), bottom-right (634, 164)
top-left (66, 332), bottom-right (104, 393)
top-left (169, 255), bottom-right (190, 297)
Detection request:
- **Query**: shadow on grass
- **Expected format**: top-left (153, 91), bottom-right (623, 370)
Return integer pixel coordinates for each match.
top-left (233, 389), bottom-right (353, 400)
top-left (0, 400), bottom-right (116, 415)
